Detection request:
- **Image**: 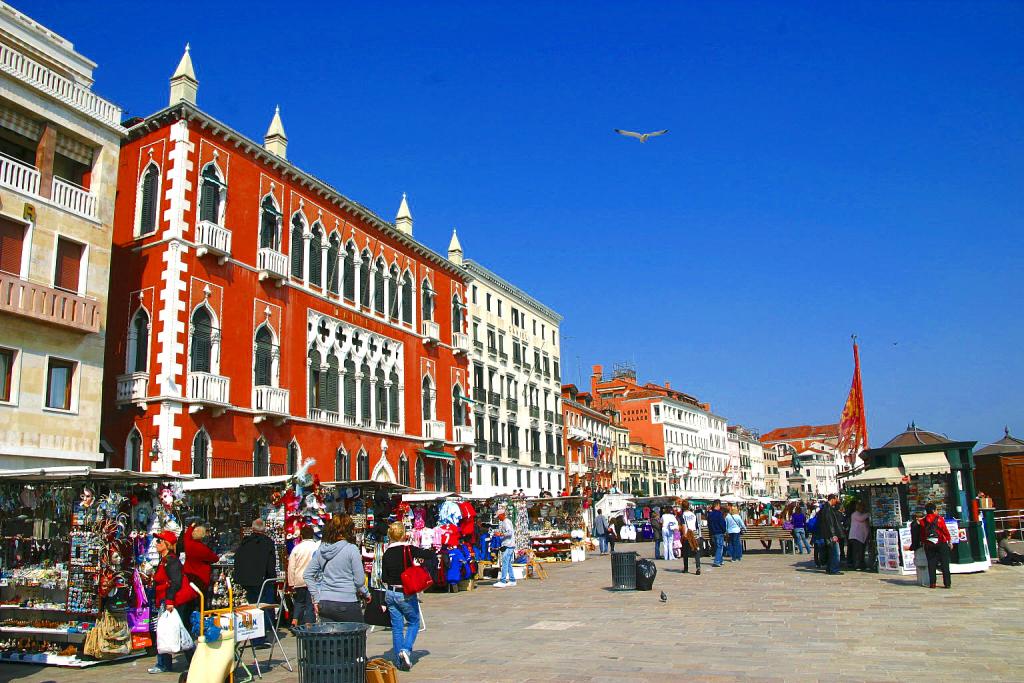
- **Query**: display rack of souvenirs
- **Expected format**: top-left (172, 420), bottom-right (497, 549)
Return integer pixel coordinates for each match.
top-left (868, 486), bottom-right (903, 528)
top-left (906, 474), bottom-right (949, 516)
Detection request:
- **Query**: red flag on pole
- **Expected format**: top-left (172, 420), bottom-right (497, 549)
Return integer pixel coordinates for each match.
top-left (837, 337), bottom-right (869, 463)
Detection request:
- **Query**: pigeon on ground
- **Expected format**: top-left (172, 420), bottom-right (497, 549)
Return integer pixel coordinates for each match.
top-left (614, 129), bottom-right (669, 143)
top-left (659, 591), bottom-right (668, 603)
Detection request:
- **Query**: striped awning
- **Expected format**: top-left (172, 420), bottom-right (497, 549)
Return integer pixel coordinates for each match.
top-left (900, 452), bottom-right (951, 477)
top-left (418, 449), bottom-right (454, 460)
top-left (844, 467), bottom-right (906, 488)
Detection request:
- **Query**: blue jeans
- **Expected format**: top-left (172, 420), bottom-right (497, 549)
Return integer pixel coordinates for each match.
top-left (827, 540), bottom-right (842, 574)
top-left (793, 528), bottom-right (811, 554)
top-left (598, 534), bottom-right (609, 554)
top-left (712, 534), bottom-right (725, 565)
top-left (499, 546), bottom-right (515, 582)
top-left (384, 589), bottom-right (420, 659)
top-left (728, 533), bottom-right (743, 561)
top-left (654, 539), bottom-right (661, 559)
top-left (156, 653), bottom-right (173, 671)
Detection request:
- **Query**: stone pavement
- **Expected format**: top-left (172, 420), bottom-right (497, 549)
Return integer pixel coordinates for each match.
top-left (2, 547), bottom-right (1023, 683)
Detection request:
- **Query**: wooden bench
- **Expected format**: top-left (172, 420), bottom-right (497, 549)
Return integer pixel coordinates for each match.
top-left (701, 526), bottom-right (796, 553)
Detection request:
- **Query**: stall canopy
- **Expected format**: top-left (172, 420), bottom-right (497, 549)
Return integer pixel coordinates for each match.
top-left (320, 479), bottom-right (412, 491)
top-left (0, 466), bottom-right (194, 483)
top-left (900, 451), bottom-right (951, 477)
top-left (182, 474), bottom-right (289, 491)
top-left (844, 466), bottom-right (906, 488)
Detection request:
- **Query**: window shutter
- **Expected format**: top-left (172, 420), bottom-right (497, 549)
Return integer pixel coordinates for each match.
top-left (290, 225), bottom-right (304, 278)
top-left (389, 371), bottom-right (399, 424)
top-left (359, 256), bottom-right (370, 306)
top-left (54, 238), bottom-right (83, 292)
top-left (402, 280), bottom-right (412, 324)
top-left (309, 231), bottom-right (322, 287)
top-left (327, 241), bottom-right (340, 294)
top-left (360, 365), bottom-right (371, 420)
top-left (200, 182), bottom-right (219, 223)
top-left (190, 310), bottom-right (213, 373)
top-left (373, 267), bottom-right (384, 313)
top-left (140, 167), bottom-right (158, 235)
top-left (317, 361), bottom-right (329, 410)
top-left (0, 219), bottom-right (24, 275)
top-left (344, 360), bottom-right (356, 417)
top-left (132, 312), bottom-right (149, 373)
top-left (343, 248), bottom-right (355, 300)
top-left (326, 355), bottom-right (339, 412)
top-left (254, 331), bottom-right (272, 386)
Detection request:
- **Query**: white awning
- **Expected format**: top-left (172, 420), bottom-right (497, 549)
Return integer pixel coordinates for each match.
top-left (844, 467), bottom-right (906, 488)
top-left (0, 467), bottom-right (193, 483)
top-left (900, 452), bottom-right (951, 477)
top-left (182, 475), bottom-right (290, 491)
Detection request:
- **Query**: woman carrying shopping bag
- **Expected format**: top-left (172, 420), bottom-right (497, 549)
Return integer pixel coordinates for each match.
top-left (380, 522), bottom-right (434, 671)
top-left (150, 531), bottom-right (198, 674)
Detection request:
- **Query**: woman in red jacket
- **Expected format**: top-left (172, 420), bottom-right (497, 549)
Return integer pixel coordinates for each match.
top-left (150, 531), bottom-right (198, 674)
top-left (182, 524), bottom-right (219, 606)
top-left (920, 503), bottom-right (953, 589)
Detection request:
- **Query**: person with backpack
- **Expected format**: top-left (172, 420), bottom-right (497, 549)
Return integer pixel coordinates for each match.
top-left (593, 511), bottom-right (610, 555)
top-left (725, 505), bottom-right (746, 562)
top-left (919, 503), bottom-right (952, 589)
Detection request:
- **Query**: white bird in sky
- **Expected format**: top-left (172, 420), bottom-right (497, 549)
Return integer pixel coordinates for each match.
top-left (614, 128), bottom-right (669, 143)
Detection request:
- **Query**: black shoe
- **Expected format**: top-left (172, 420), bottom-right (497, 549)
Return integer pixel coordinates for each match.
top-left (827, 571), bottom-right (844, 575)
top-left (681, 569), bottom-right (689, 573)
top-left (695, 569), bottom-right (701, 576)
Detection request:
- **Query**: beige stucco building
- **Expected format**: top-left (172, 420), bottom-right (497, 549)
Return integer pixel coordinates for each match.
top-left (0, 4), bottom-right (124, 468)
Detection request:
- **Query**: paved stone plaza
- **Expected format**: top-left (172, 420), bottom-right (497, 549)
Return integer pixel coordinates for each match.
top-left (2, 548), bottom-right (1022, 683)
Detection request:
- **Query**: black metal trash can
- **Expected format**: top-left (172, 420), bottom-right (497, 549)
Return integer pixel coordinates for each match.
top-left (294, 622), bottom-right (370, 683)
top-left (611, 550), bottom-right (638, 590)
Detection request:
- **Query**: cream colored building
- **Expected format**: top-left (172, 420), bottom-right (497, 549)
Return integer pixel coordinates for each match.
top-left (449, 234), bottom-right (564, 496)
top-left (0, 4), bottom-right (124, 468)
top-left (609, 420), bottom-right (630, 492)
top-left (728, 425), bottom-right (766, 497)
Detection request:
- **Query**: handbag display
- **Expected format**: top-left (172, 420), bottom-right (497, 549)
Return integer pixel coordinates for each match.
top-left (400, 545), bottom-right (433, 596)
top-left (127, 570), bottom-right (151, 634)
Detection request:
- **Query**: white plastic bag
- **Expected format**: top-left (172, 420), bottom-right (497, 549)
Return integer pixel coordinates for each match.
top-left (156, 608), bottom-right (193, 654)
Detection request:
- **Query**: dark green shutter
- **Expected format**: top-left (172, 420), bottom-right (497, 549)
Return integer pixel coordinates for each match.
top-left (191, 308), bottom-right (212, 373)
top-left (309, 229), bottom-right (322, 287)
top-left (133, 311), bottom-right (149, 372)
top-left (254, 328), bottom-right (272, 386)
top-left (374, 266), bottom-right (384, 313)
top-left (327, 239), bottom-right (340, 294)
top-left (344, 359), bottom-right (356, 417)
top-left (308, 350), bottom-right (321, 409)
top-left (360, 363), bottom-right (371, 420)
top-left (402, 279), bottom-right (413, 324)
top-left (199, 181), bottom-right (217, 223)
top-left (140, 166), bottom-right (158, 235)
top-left (359, 254), bottom-right (370, 306)
top-left (326, 355), bottom-right (339, 412)
top-left (291, 223), bottom-right (304, 278)
top-left (343, 247), bottom-right (355, 300)
top-left (389, 370), bottom-right (399, 424)
top-left (260, 198), bottom-right (278, 249)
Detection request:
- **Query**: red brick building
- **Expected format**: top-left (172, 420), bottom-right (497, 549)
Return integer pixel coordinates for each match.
top-left (101, 49), bottom-right (472, 488)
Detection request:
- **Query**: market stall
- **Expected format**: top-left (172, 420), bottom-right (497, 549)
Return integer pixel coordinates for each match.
top-left (627, 496), bottom-right (682, 543)
top-left (522, 496), bottom-right (587, 563)
top-left (0, 467), bottom-right (191, 668)
top-left (844, 437), bottom-right (990, 574)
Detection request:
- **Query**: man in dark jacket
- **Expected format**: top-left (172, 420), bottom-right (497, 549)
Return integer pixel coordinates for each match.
top-left (233, 519), bottom-right (278, 646)
top-left (818, 494), bottom-right (846, 575)
top-left (707, 501), bottom-right (727, 567)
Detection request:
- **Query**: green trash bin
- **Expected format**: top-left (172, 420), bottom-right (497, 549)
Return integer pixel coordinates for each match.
top-left (611, 550), bottom-right (638, 590)
top-left (294, 622), bottom-right (370, 683)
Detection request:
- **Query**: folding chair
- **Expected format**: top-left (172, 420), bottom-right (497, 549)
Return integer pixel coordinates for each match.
top-left (253, 577), bottom-right (293, 673)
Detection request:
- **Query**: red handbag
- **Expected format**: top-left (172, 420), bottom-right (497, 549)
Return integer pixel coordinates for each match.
top-left (400, 545), bottom-right (433, 596)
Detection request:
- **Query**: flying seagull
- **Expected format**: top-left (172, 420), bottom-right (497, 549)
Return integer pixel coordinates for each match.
top-left (659, 591), bottom-right (668, 603)
top-left (614, 129), bottom-right (668, 143)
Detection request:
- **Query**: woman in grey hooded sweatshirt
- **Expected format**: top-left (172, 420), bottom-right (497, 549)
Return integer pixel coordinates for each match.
top-left (304, 514), bottom-right (370, 622)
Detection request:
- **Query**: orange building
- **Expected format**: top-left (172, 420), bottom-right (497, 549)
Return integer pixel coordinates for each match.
top-left (560, 384), bottom-right (613, 492)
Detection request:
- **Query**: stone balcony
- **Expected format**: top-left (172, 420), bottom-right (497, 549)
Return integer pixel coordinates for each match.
top-left (421, 320), bottom-right (440, 344)
top-left (452, 332), bottom-right (470, 355)
top-left (252, 385), bottom-right (289, 423)
top-left (567, 426), bottom-right (588, 441)
top-left (257, 247), bottom-right (288, 283)
top-left (0, 271), bottom-right (100, 333)
top-left (0, 153), bottom-right (100, 221)
top-left (187, 371), bottom-right (230, 415)
top-left (0, 42), bottom-right (123, 129)
top-left (195, 220), bottom-right (232, 263)
top-left (115, 372), bottom-right (148, 407)
top-left (422, 419), bottom-right (446, 442)
top-left (454, 425), bottom-right (474, 446)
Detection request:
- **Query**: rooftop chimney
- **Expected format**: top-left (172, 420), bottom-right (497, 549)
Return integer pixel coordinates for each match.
top-left (169, 43), bottom-right (198, 105)
top-left (264, 106), bottom-right (288, 159)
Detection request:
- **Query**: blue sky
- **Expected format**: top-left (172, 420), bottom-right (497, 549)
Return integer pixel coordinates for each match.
top-left (29, 1), bottom-right (1022, 446)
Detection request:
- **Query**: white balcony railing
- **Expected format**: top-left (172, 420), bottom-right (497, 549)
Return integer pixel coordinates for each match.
top-left (187, 371), bottom-right (230, 406)
top-left (454, 425), bottom-right (474, 445)
top-left (257, 248), bottom-right (288, 282)
top-left (0, 43), bottom-right (123, 128)
top-left (567, 426), bottom-right (589, 441)
top-left (252, 385), bottom-right (289, 416)
top-left (115, 372), bottom-right (148, 404)
top-left (422, 419), bottom-right (446, 441)
top-left (195, 220), bottom-right (232, 262)
top-left (452, 332), bottom-right (470, 354)
top-left (52, 177), bottom-right (98, 220)
top-left (421, 320), bottom-right (439, 343)
top-left (0, 271), bottom-right (100, 333)
top-left (0, 153), bottom-right (40, 197)
top-left (309, 408), bottom-right (340, 425)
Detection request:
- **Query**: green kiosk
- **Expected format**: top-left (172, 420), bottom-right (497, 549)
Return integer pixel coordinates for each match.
top-left (844, 424), bottom-right (991, 573)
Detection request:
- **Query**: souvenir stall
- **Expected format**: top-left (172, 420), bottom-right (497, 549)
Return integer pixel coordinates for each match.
top-left (845, 437), bottom-right (990, 575)
top-left (395, 491), bottom-right (485, 591)
top-left (524, 496), bottom-right (588, 563)
top-left (0, 467), bottom-right (190, 668)
top-left (628, 496), bottom-right (682, 543)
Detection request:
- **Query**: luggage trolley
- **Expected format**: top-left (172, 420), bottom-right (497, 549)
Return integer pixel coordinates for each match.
top-left (180, 577), bottom-right (253, 683)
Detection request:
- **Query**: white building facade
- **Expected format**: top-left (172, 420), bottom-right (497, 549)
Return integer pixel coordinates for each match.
top-left (728, 425), bottom-right (766, 497)
top-left (450, 235), bottom-right (564, 497)
top-left (653, 399), bottom-right (732, 499)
